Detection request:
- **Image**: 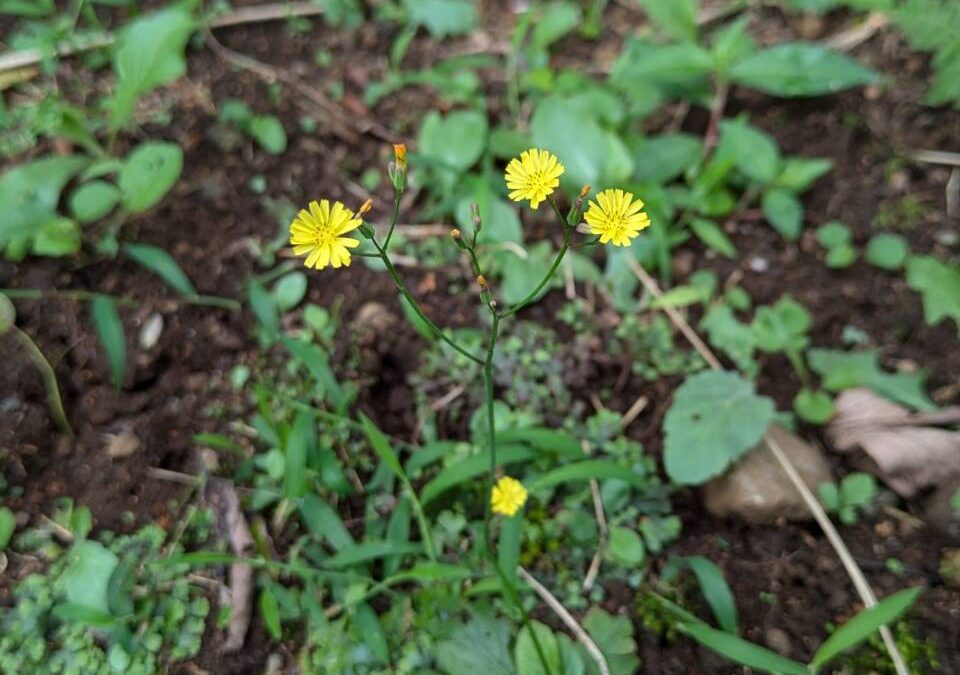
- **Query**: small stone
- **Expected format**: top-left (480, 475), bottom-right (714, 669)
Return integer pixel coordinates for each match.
top-left (704, 424), bottom-right (833, 523)
top-left (923, 475), bottom-right (960, 543)
top-left (749, 257), bottom-right (769, 273)
top-left (765, 627), bottom-right (792, 657)
top-left (105, 431), bottom-right (141, 459)
top-left (139, 313), bottom-right (164, 350)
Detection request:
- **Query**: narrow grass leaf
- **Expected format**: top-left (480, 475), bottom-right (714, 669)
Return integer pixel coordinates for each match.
top-left (355, 603), bottom-right (390, 664)
top-left (679, 621), bottom-right (809, 675)
top-left (811, 587), bottom-right (922, 669)
top-left (683, 556), bottom-right (739, 634)
top-left (420, 446), bottom-right (535, 507)
top-left (384, 497), bottom-right (411, 577)
top-left (299, 494), bottom-right (354, 550)
top-left (282, 411), bottom-right (311, 499)
top-left (91, 295), bottom-right (125, 388)
top-left (52, 603), bottom-right (117, 629)
top-left (498, 514), bottom-right (523, 587)
top-left (527, 460), bottom-right (646, 492)
top-left (123, 243), bottom-right (196, 296)
top-left (260, 588), bottom-right (282, 639)
top-left (325, 540), bottom-right (423, 569)
top-left (497, 428), bottom-right (583, 459)
top-left (282, 336), bottom-right (346, 411)
top-left (359, 412), bottom-right (406, 480)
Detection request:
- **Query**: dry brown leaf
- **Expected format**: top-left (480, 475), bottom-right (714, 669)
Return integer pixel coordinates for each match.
top-left (206, 479), bottom-right (254, 653)
top-left (827, 388), bottom-right (960, 497)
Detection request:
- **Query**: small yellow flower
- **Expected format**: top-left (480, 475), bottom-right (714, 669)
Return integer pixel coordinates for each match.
top-left (289, 199), bottom-right (362, 270)
top-left (583, 188), bottom-right (651, 247)
top-left (505, 148), bottom-right (564, 210)
top-left (491, 476), bottom-right (528, 517)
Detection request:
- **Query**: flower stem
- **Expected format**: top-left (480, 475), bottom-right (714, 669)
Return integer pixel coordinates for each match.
top-left (383, 191), bottom-right (402, 250)
top-left (482, 311), bottom-right (501, 536)
top-left (371, 238), bottom-right (483, 365)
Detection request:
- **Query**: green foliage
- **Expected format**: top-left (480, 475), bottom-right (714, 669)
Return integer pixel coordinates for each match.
top-left (865, 233), bottom-right (909, 270)
top-left (727, 43), bottom-right (877, 97)
top-left (118, 142), bottom-right (184, 214)
top-left (794, 387), bottom-right (836, 424)
top-left (816, 221), bottom-right (857, 268)
top-left (818, 472), bottom-right (878, 525)
top-left (436, 612), bottom-right (515, 673)
top-left (807, 348), bottom-right (934, 410)
top-left (663, 371), bottom-right (776, 485)
top-left (217, 99), bottom-right (288, 155)
top-left (581, 608), bottom-right (640, 675)
top-left (890, 0), bottom-right (960, 107)
top-left (90, 295), bottom-right (125, 388)
top-left (905, 255), bottom-right (960, 334)
top-left (403, 0), bottom-right (478, 38)
top-left (0, 520), bottom-right (212, 674)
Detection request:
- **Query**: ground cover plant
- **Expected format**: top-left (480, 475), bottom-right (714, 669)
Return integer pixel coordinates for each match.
top-left (1, 0), bottom-right (959, 673)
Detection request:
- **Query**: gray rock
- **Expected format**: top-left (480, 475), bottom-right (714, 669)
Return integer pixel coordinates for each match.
top-left (704, 424), bottom-right (833, 523)
top-left (924, 475), bottom-right (960, 543)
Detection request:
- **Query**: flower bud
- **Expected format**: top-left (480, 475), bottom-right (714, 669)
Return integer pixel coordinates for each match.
top-left (477, 275), bottom-right (488, 289)
top-left (389, 143), bottom-right (408, 194)
top-left (358, 198), bottom-right (373, 216)
top-left (450, 228), bottom-right (461, 240)
top-left (579, 184), bottom-right (591, 198)
top-left (393, 143), bottom-right (407, 171)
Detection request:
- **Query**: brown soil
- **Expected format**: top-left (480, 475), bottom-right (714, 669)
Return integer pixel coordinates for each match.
top-left (2, 2), bottom-right (959, 673)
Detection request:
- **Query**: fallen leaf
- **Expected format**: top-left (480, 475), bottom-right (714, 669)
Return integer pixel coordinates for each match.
top-left (206, 479), bottom-right (254, 653)
top-left (827, 388), bottom-right (960, 497)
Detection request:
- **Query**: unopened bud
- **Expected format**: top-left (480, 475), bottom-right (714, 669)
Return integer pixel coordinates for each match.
top-left (579, 184), bottom-right (591, 198)
top-left (450, 228), bottom-right (461, 240)
top-left (393, 143), bottom-right (408, 171)
top-left (358, 198), bottom-right (373, 215)
top-left (477, 275), bottom-right (488, 289)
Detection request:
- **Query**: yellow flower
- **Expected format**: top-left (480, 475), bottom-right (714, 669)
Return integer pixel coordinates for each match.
top-left (583, 188), bottom-right (651, 247)
top-left (290, 199), bottom-right (362, 270)
top-left (491, 476), bottom-right (528, 517)
top-left (393, 143), bottom-right (407, 171)
top-left (505, 148), bottom-right (564, 210)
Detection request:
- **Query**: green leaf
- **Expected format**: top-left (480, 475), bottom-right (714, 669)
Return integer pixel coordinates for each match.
top-left (281, 337), bottom-right (346, 411)
top-left (531, 95), bottom-right (608, 190)
top-left (678, 621), bottom-right (808, 674)
top-left (711, 16), bottom-right (756, 74)
top-left (421, 446), bottom-right (535, 507)
top-left (794, 388), bottom-right (836, 424)
top-left (664, 371), bottom-right (776, 485)
top-left (516, 621), bottom-right (583, 675)
top-left (403, 0), bottom-right (477, 37)
top-left (728, 43), bottom-right (877, 97)
top-left (355, 603), bottom-right (390, 664)
top-left (906, 255), bottom-right (960, 334)
top-left (807, 348), bottom-right (934, 410)
top-left (815, 220), bottom-right (852, 248)
top-left (248, 279), bottom-right (280, 338)
top-left (260, 588), bottom-right (282, 639)
top-left (865, 233), bottom-right (909, 270)
top-left (611, 41), bottom-right (713, 87)
top-left (418, 110), bottom-right (487, 174)
top-left (111, 8), bottom-right (194, 127)
top-left (701, 305), bottom-right (758, 376)
top-left (841, 472), bottom-right (877, 507)
top-left (123, 243), bottom-right (197, 296)
top-left (606, 526), bottom-right (645, 567)
top-left (718, 119), bottom-right (780, 183)
top-left (325, 540), bottom-right (423, 568)
top-left (384, 497), bottom-right (410, 577)
top-left (682, 556), bottom-right (739, 634)
top-left (582, 608), bottom-right (639, 675)
top-left (272, 271), bottom-right (308, 311)
top-left (632, 133), bottom-right (703, 184)
top-left (299, 494), bottom-right (354, 550)
top-left (0, 156), bottom-right (87, 248)
top-left (106, 559), bottom-right (136, 616)
top-left (248, 115), bottom-right (287, 155)
top-left (774, 157), bottom-right (833, 192)
top-left (283, 411), bottom-right (311, 499)
top-left (32, 217), bottom-right (81, 257)
top-left (0, 0), bottom-right (55, 17)
top-left (91, 295), bottom-right (125, 388)
top-left (359, 413), bottom-right (406, 481)
top-left (637, 0), bottom-right (697, 42)
top-left (651, 285), bottom-right (706, 309)
top-left (52, 603), bottom-right (117, 629)
top-left (690, 218), bottom-right (737, 258)
top-left (497, 428), bottom-right (583, 459)
top-left (436, 612), bottom-right (516, 675)
top-left (751, 295), bottom-right (811, 354)
top-left (61, 540), bottom-right (119, 614)
top-left (530, 2), bottom-right (582, 50)
top-left (527, 460), bottom-right (647, 492)
top-left (0, 507), bottom-right (15, 550)
top-left (0, 292), bottom-right (14, 335)
top-left (69, 181), bottom-right (121, 223)
top-left (826, 244), bottom-right (857, 268)
top-left (118, 142), bottom-right (184, 213)
top-left (388, 562), bottom-right (473, 583)
top-left (811, 587), bottom-right (922, 668)
top-left (761, 188), bottom-right (803, 239)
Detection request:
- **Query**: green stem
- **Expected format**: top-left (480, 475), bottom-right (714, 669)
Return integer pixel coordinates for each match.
top-left (499, 222), bottom-right (572, 319)
top-left (371, 239), bottom-right (483, 364)
top-left (492, 559), bottom-right (555, 675)
top-left (0, 288), bottom-right (240, 311)
top-left (482, 312), bottom-right (501, 538)
top-left (383, 192), bottom-right (403, 250)
top-left (13, 328), bottom-right (72, 435)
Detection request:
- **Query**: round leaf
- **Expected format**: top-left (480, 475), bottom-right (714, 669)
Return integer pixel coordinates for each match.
top-left (793, 388), bottom-right (836, 424)
top-left (119, 142), bottom-right (184, 213)
top-left (664, 371), bottom-right (776, 485)
top-left (865, 233), bottom-right (909, 270)
top-left (69, 180), bottom-right (121, 223)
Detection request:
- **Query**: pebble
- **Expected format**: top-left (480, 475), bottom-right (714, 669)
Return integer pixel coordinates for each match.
top-left (139, 313), bottom-right (164, 350)
top-left (749, 256), bottom-right (769, 273)
top-left (765, 627), bottom-right (792, 657)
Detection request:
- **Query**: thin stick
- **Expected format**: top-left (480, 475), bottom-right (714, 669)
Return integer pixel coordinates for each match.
top-left (581, 440), bottom-right (609, 592)
top-left (518, 567), bottom-right (611, 675)
top-left (628, 259), bottom-right (910, 675)
top-left (0, 2), bottom-right (327, 74)
top-left (909, 149), bottom-right (960, 167)
top-left (822, 12), bottom-right (888, 52)
top-left (619, 394), bottom-right (649, 431)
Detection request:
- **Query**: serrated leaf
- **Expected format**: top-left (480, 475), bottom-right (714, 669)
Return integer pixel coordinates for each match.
top-left (91, 295), bottom-right (125, 388)
top-left (664, 371), bottom-right (776, 485)
top-left (729, 43), bottom-right (877, 97)
top-left (582, 608), bottom-right (639, 675)
top-left (123, 243), bottom-right (197, 296)
top-left (807, 348), bottom-right (934, 410)
top-left (436, 612), bottom-right (516, 675)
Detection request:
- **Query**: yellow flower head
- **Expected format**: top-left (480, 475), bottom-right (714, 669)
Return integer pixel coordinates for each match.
top-left (584, 189), bottom-right (651, 247)
top-left (491, 476), bottom-right (528, 517)
top-left (505, 148), bottom-right (564, 210)
top-left (290, 199), bottom-right (362, 270)
top-left (393, 143), bottom-right (407, 171)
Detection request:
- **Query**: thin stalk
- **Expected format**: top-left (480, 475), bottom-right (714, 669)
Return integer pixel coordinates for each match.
top-left (1, 288), bottom-right (240, 311)
top-left (482, 312), bottom-right (501, 537)
top-left (13, 328), bottom-right (72, 435)
top-left (383, 192), bottom-right (403, 250)
top-left (371, 238), bottom-right (483, 364)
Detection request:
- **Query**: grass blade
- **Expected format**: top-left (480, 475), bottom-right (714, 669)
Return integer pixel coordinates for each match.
top-left (810, 587), bottom-right (921, 669)
top-left (90, 295), bottom-right (125, 388)
top-left (678, 621), bottom-right (809, 675)
top-left (420, 445), bottom-right (534, 507)
top-left (527, 460), bottom-right (646, 492)
top-left (124, 243), bottom-right (197, 296)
